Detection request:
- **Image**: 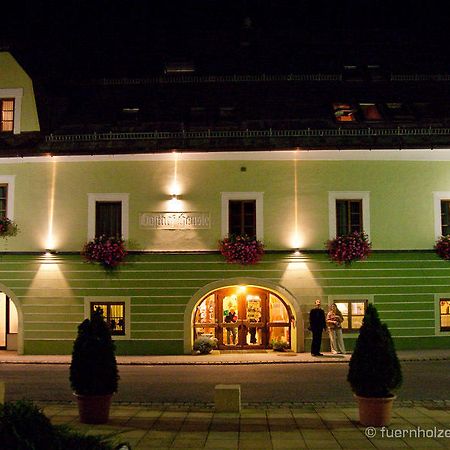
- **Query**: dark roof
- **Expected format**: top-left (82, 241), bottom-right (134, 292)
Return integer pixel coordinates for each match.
top-left (1, 70), bottom-right (449, 157)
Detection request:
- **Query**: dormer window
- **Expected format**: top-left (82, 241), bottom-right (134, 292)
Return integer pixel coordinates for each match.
top-left (359, 103), bottom-right (382, 121)
top-left (333, 103), bottom-right (357, 122)
top-left (1, 98), bottom-right (14, 132)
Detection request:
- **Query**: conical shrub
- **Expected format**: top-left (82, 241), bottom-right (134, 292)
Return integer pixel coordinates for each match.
top-left (70, 309), bottom-right (119, 396)
top-left (347, 304), bottom-right (402, 398)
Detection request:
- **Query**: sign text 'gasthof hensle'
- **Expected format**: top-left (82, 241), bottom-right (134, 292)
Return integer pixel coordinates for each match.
top-left (139, 212), bottom-right (211, 230)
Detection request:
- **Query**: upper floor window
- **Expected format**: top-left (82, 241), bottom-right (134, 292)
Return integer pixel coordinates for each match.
top-left (229, 200), bottom-right (256, 238)
top-left (440, 299), bottom-right (450, 332)
top-left (1, 99), bottom-right (14, 132)
top-left (334, 300), bottom-right (368, 333)
top-left (333, 103), bottom-right (356, 122)
top-left (433, 192), bottom-right (450, 240)
top-left (336, 199), bottom-right (362, 236)
top-left (359, 103), bottom-right (382, 121)
top-left (96, 201), bottom-right (122, 238)
top-left (88, 193), bottom-right (129, 241)
top-left (328, 192), bottom-right (370, 240)
top-left (221, 192), bottom-right (263, 240)
top-left (440, 200), bottom-right (450, 236)
top-left (0, 184), bottom-right (7, 218)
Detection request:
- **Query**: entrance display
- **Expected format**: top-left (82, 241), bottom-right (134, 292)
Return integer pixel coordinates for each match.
top-left (194, 286), bottom-right (292, 350)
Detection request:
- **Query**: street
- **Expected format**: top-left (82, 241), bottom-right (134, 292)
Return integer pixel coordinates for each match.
top-left (0, 360), bottom-right (448, 404)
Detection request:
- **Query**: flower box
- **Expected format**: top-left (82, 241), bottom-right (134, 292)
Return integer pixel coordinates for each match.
top-left (83, 235), bottom-right (127, 269)
top-left (0, 217), bottom-right (19, 238)
top-left (219, 234), bottom-right (264, 265)
top-left (326, 231), bottom-right (371, 265)
top-left (435, 235), bottom-right (450, 260)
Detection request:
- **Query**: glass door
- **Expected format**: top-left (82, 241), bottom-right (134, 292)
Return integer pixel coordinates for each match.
top-left (217, 287), bottom-right (268, 349)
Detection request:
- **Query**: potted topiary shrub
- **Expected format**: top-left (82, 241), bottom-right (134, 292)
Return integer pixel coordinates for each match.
top-left (347, 304), bottom-right (402, 426)
top-left (70, 309), bottom-right (119, 424)
top-left (270, 338), bottom-right (290, 352)
top-left (193, 335), bottom-right (218, 354)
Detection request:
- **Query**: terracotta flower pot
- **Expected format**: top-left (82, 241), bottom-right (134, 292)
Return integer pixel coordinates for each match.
top-left (355, 394), bottom-right (396, 427)
top-left (74, 393), bottom-right (113, 424)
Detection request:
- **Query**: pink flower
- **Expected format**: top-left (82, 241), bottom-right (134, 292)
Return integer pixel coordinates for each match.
top-left (83, 235), bottom-right (127, 269)
top-left (326, 231), bottom-right (371, 265)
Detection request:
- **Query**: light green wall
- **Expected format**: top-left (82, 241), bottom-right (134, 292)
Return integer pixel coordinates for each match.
top-left (0, 158), bottom-right (449, 252)
top-left (1, 252), bottom-right (449, 355)
top-left (0, 52), bottom-right (40, 132)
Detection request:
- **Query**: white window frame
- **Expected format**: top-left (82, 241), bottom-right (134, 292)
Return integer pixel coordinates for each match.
top-left (328, 295), bottom-right (373, 335)
top-left (328, 191), bottom-right (370, 239)
top-left (0, 88), bottom-right (23, 135)
top-left (433, 192), bottom-right (450, 240)
top-left (0, 175), bottom-right (16, 219)
top-left (88, 193), bottom-right (129, 240)
top-left (221, 192), bottom-right (264, 240)
top-left (84, 297), bottom-right (131, 340)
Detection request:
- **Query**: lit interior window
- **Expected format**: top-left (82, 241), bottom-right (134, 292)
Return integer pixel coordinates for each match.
top-left (333, 103), bottom-right (356, 122)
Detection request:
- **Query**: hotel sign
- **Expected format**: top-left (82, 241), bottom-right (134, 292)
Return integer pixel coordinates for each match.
top-left (139, 212), bottom-right (211, 230)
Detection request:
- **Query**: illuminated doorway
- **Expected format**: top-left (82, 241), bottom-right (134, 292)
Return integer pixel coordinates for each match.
top-left (0, 292), bottom-right (18, 350)
top-left (193, 286), bottom-right (293, 350)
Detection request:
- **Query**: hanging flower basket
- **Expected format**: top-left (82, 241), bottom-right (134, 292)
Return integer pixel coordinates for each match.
top-left (219, 234), bottom-right (264, 265)
top-left (83, 235), bottom-right (127, 269)
top-left (435, 235), bottom-right (450, 260)
top-left (326, 231), bottom-right (372, 265)
top-left (0, 217), bottom-right (19, 238)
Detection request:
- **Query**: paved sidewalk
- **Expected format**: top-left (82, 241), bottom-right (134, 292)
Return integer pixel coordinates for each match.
top-left (2, 349), bottom-right (450, 448)
top-left (41, 401), bottom-right (450, 449)
top-left (1, 349), bottom-right (450, 365)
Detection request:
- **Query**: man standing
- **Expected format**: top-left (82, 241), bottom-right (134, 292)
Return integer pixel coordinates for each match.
top-left (309, 299), bottom-right (326, 356)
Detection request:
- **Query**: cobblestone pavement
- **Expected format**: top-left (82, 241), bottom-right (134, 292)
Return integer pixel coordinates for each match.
top-left (40, 400), bottom-right (450, 450)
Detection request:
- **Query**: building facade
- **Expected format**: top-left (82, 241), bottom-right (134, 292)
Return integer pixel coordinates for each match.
top-left (1, 52), bottom-right (450, 354)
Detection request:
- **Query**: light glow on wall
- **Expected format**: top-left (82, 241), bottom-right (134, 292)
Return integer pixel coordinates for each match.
top-left (45, 159), bottom-right (58, 250)
top-left (291, 155), bottom-right (302, 249)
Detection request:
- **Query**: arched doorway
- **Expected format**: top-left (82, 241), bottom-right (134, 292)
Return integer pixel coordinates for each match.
top-left (0, 292), bottom-right (18, 350)
top-left (193, 285), bottom-right (294, 350)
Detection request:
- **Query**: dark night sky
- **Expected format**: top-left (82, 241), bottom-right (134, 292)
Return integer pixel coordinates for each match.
top-left (1, 1), bottom-right (449, 79)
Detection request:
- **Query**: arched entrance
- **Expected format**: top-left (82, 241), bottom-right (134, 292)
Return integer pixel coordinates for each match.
top-left (185, 279), bottom-right (303, 353)
top-left (0, 285), bottom-right (21, 352)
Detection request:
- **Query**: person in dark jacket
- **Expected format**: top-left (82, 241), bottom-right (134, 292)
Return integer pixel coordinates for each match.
top-left (309, 299), bottom-right (326, 356)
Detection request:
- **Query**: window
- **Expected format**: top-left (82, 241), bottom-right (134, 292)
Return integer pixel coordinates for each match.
top-left (433, 192), bottom-right (450, 240)
top-left (1, 99), bottom-right (14, 132)
top-left (385, 102), bottom-right (414, 121)
top-left (333, 103), bottom-right (357, 122)
top-left (221, 192), bottom-right (264, 240)
top-left (359, 103), bottom-right (382, 121)
top-left (336, 199), bottom-right (362, 236)
top-left (440, 299), bottom-right (450, 331)
top-left (88, 193), bottom-right (129, 241)
top-left (95, 201), bottom-right (122, 238)
top-left (328, 192), bottom-right (370, 240)
top-left (90, 302), bottom-right (126, 336)
top-left (229, 200), bottom-right (256, 237)
top-left (85, 296), bottom-right (130, 339)
top-left (0, 89), bottom-right (23, 134)
top-left (441, 200), bottom-right (450, 236)
top-left (0, 184), bottom-right (7, 218)
top-left (334, 300), bottom-right (368, 332)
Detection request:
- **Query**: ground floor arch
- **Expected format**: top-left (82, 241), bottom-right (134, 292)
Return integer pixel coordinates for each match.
top-left (0, 284), bottom-right (22, 353)
top-left (184, 278), bottom-right (304, 354)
